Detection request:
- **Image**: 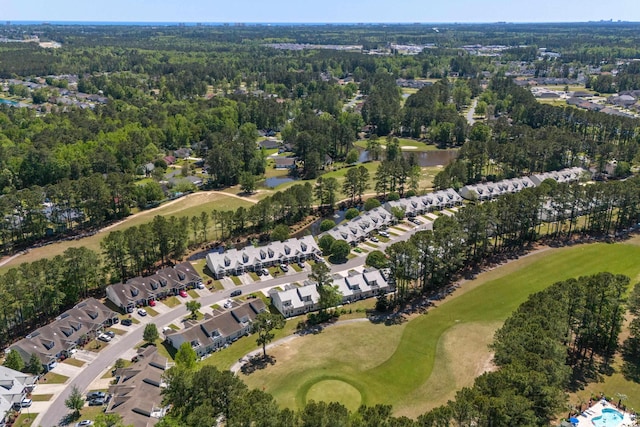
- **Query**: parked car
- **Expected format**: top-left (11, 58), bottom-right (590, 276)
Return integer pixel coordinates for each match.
top-left (370, 236), bottom-right (379, 243)
top-left (230, 289), bottom-right (242, 297)
top-left (256, 269), bottom-right (263, 276)
top-left (280, 264), bottom-right (289, 272)
top-left (148, 299), bottom-right (156, 307)
top-left (196, 282), bottom-right (205, 289)
top-left (378, 230), bottom-right (390, 238)
top-left (105, 331), bottom-right (115, 339)
top-left (137, 309), bottom-right (147, 317)
top-left (88, 398), bottom-right (105, 406)
top-left (20, 398), bottom-right (32, 408)
top-left (179, 290), bottom-right (188, 298)
top-left (262, 268), bottom-right (269, 276)
top-left (98, 333), bottom-right (112, 342)
top-left (297, 261), bottom-right (305, 269)
top-left (121, 318), bottom-right (132, 326)
top-left (87, 391), bottom-right (106, 400)
top-left (75, 420), bottom-right (94, 427)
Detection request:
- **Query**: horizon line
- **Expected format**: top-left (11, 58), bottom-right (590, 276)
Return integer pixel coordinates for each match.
top-left (3, 20), bottom-right (639, 25)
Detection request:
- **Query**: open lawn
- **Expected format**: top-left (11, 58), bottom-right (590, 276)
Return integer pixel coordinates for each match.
top-left (62, 358), bottom-right (86, 367)
top-left (235, 242), bottom-right (640, 417)
top-left (0, 192), bottom-right (254, 273)
top-left (354, 138), bottom-right (440, 153)
top-left (14, 412), bottom-right (37, 426)
top-left (30, 394), bottom-right (53, 402)
top-left (163, 297), bottom-right (181, 308)
top-left (40, 372), bottom-right (68, 384)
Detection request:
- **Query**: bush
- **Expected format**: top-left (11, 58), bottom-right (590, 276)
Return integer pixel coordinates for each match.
top-left (364, 198), bottom-right (381, 211)
top-left (345, 208), bottom-right (360, 220)
top-left (271, 224), bottom-right (290, 242)
top-left (346, 149), bottom-right (359, 165)
top-left (405, 190), bottom-right (416, 198)
top-left (318, 234), bottom-right (336, 255)
top-left (366, 250), bottom-right (388, 268)
top-left (330, 240), bottom-right (351, 261)
top-left (320, 219), bottom-right (336, 232)
top-left (387, 192), bottom-right (400, 201)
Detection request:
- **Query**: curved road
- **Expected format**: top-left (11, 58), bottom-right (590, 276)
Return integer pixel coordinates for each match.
top-left (40, 221), bottom-right (428, 427)
top-left (466, 98), bottom-right (478, 126)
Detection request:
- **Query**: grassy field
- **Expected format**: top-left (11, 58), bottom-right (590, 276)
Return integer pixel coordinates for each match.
top-left (40, 371), bottom-right (68, 384)
top-left (14, 412), bottom-right (37, 426)
top-left (234, 241), bottom-right (640, 417)
top-left (0, 192), bottom-right (254, 273)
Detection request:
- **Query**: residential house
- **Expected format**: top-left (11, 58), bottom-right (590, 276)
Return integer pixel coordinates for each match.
top-left (271, 269), bottom-right (391, 318)
top-left (529, 167), bottom-right (584, 186)
top-left (323, 207), bottom-right (394, 246)
top-left (10, 298), bottom-right (119, 371)
top-left (205, 236), bottom-right (321, 279)
top-left (184, 175), bottom-right (203, 187)
top-left (384, 188), bottom-right (463, 218)
top-left (174, 148), bottom-right (192, 159)
top-left (258, 139), bottom-right (280, 150)
top-left (106, 263), bottom-right (202, 313)
top-left (0, 366), bottom-right (37, 426)
top-left (105, 346), bottom-right (172, 427)
top-left (274, 157), bottom-right (296, 169)
top-left (458, 176), bottom-right (536, 201)
top-left (164, 300), bottom-right (266, 357)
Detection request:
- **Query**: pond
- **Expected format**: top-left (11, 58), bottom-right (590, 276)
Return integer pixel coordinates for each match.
top-left (306, 209), bottom-right (348, 236)
top-left (357, 147), bottom-right (458, 167)
top-left (264, 176), bottom-right (297, 188)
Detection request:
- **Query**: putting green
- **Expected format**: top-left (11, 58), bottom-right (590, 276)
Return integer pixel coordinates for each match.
top-left (242, 242), bottom-right (640, 417)
top-left (305, 379), bottom-right (363, 412)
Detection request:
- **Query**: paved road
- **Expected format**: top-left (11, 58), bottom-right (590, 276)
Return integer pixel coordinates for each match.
top-left (39, 221), bottom-right (428, 427)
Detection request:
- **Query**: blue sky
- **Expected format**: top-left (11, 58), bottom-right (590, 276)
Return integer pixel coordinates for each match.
top-left (4, 0), bottom-right (640, 23)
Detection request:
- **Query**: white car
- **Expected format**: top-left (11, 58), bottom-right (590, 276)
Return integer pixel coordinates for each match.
top-left (137, 308), bottom-right (147, 317)
top-left (196, 282), bottom-right (205, 289)
top-left (98, 333), bottom-right (112, 342)
top-left (75, 421), bottom-right (94, 427)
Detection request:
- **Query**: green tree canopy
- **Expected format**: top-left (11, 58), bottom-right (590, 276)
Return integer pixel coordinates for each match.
top-left (143, 323), bottom-right (159, 345)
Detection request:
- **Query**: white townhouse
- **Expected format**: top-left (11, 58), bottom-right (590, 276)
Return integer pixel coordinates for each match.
top-left (270, 269), bottom-right (392, 318)
top-left (205, 236), bottom-right (321, 279)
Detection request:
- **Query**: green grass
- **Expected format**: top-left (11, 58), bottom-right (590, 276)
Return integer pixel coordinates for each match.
top-left (14, 412), bottom-right (37, 426)
top-left (290, 263), bottom-right (303, 272)
top-left (107, 327), bottom-right (127, 336)
top-left (354, 138), bottom-right (440, 152)
top-left (187, 289), bottom-right (199, 298)
top-left (77, 405), bottom-right (104, 421)
top-left (40, 371), bottom-right (68, 384)
top-left (230, 275), bottom-right (242, 286)
top-left (144, 306), bottom-right (159, 316)
top-left (62, 358), bottom-right (85, 367)
top-left (168, 323), bottom-right (180, 330)
top-left (238, 242), bottom-right (640, 417)
top-left (30, 394), bottom-right (53, 401)
top-left (248, 271), bottom-right (260, 281)
top-left (164, 296), bottom-right (181, 308)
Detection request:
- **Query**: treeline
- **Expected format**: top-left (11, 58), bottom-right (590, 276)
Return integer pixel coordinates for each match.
top-left (384, 177), bottom-right (640, 307)
top-left (435, 76), bottom-right (639, 189)
top-left (420, 273), bottom-right (628, 426)
top-left (100, 183), bottom-right (314, 282)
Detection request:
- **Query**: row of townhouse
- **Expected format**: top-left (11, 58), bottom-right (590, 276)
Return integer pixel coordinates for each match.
top-left (324, 207), bottom-right (394, 245)
top-left (106, 346), bottom-right (172, 427)
top-left (384, 188), bottom-right (463, 218)
top-left (270, 269), bottom-right (391, 318)
top-left (205, 236), bottom-right (321, 279)
top-left (106, 262), bottom-right (202, 313)
top-left (164, 300), bottom-right (267, 358)
top-left (10, 298), bottom-right (119, 372)
top-left (0, 366), bottom-right (37, 426)
top-left (458, 167), bottom-right (585, 201)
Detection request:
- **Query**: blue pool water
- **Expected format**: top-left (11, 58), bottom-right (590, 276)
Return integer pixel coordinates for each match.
top-left (0, 98), bottom-right (18, 106)
top-left (592, 408), bottom-right (624, 427)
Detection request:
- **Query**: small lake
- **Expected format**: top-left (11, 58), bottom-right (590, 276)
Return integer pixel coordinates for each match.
top-left (358, 147), bottom-right (458, 167)
top-left (264, 176), bottom-right (297, 188)
top-left (307, 209), bottom-right (348, 236)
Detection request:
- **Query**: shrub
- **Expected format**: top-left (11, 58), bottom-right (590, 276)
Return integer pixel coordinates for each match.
top-left (364, 198), bottom-right (381, 211)
top-left (320, 219), bottom-right (336, 232)
top-left (387, 192), bottom-right (400, 201)
top-left (345, 208), bottom-right (360, 220)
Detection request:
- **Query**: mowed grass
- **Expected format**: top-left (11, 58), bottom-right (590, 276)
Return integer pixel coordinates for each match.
top-left (354, 138), bottom-right (440, 152)
top-left (0, 192), bottom-right (253, 273)
top-left (240, 242), bottom-right (640, 417)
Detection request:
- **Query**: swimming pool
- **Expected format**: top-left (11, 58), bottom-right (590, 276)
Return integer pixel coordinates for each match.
top-left (592, 408), bottom-right (624, 427)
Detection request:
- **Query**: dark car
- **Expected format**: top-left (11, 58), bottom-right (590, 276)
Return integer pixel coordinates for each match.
top-left (121, 319), bottom-right (132, 326)
top-left (230, 289), bottom-right (242, 297)
top-left (88, 397), bottom-right (105, 406)
top-left (87, 391), bottom-right (106, 400)
top-left (256, 269), bottom-right (263, 276)
top-left (105, 331), bottom-right (115, 339)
